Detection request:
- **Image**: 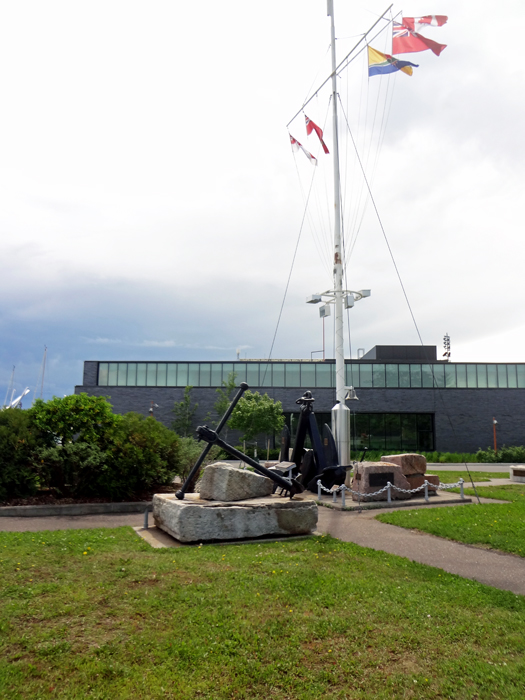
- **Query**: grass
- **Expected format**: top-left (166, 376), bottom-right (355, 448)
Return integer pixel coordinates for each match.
top-left (377, 485), bottom-right (525, 558)
top-left (426, 470), bottom-right (505, 484)
top-left (1, 528), bottom-right (525, 698)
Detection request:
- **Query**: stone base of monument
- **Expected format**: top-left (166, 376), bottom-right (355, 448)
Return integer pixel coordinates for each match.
top-left (153, 493), bottom-right (318, 544)
top-left (350, 462), bottom-right (412, 501)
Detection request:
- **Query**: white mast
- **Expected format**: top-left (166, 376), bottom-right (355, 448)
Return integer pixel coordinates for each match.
top-left (327, 0), bottom-right (352, 466)
top-left (328, 0), bottom-right (344, 408)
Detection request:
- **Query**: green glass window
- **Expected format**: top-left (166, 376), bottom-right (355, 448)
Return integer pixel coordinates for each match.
top-left (302, 363), bottom-right (316, 389)
top-left (432, 364), bottom-right (445, 388)
top-left (518, 366), bottom-right (525, 388)
top-left (410, 365), bottom-right (421, 388)
top-left (401, 414), bottom-right (417, 451)
top-left (398, 364), bottom-right (410, 388)
top-left (384, 414), bottom-right (401, 450)
top-left (146, 363), bottom-right (157, 387)
top-left (166, 364), bottom-right (176, 386)
top-left (108, 363), bottom-right (118, 385)
top-left (373, 364), bottom-right (386, 388)
top-left (507, 365), bottom-right (517, 388)
top-left (477, 365), bottom-right (487, 388)
top-left (385, 364), bottom-right (398, 387)
top-left (316, 363), bottom-right (332, 387)
top-left (259, 364), bottom-right (272, 387)
top-left (497, 365), bottom-right (507, 388)
top-left (156, 363), bottom-right (166, 387)
top-left (136, 363), bottom-right (147, 386)
top-left (200, 363), bottom-right (211, 386)
top-left (127, 363), bottom-right (137, 386)
top-left (422, 364), bottom-right (434, 388)
top-left (285, 365), bottom-right (300, 387)
top-left (346, 364), bottom-right (358, 387)
top-left (445, 364), bottom-right (456, 388)
top-left (176, 364), bottom-right (188, 387)
top-left (359, 364), bottom-right (372, 388)
top-left (233, 363), bottom-right (247, 383)
top-left (188, 365), bottom-right (199, 386)
top-left (246, 364), bottom-right (260, 386)
top-left (369, 414), bottom-right (385, 450)
top-left (98, 363), bottom-right (108, 386)
top-left (487, 365), bottom-right (497, 388)
top-left (466, 365), bottom-right (477, 388)
top-left (116, 363), bottom-right (127, 386)
top-left (271, 364), bottom-right (284, 387)
top-left (211, 364), bottom-right (222, 386)
top-left (456, 365), bottom-right (466, 388)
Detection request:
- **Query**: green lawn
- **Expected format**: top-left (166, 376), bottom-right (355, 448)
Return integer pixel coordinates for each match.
top-left (426, 471), bottom-right (506, 484)
top-left (1, 527), bottom-right (525, 698)
top-left (377, 485), bottom-right (525, 558)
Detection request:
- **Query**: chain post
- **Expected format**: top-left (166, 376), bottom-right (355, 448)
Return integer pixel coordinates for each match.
top-left (143, 507), bottom-right (149, 529)
top-left (387, 482), bottom-right (391, 503)
top-left (318, 481), bottom-right (322, 499)
top-left (459, 478), bottom-right (464, 499)
top-left (424, 481), bottom-right (429, 502)
top-left (333, 488), bottom-right (337, 504)
top-left (341, 487), bottom-right (345, 508)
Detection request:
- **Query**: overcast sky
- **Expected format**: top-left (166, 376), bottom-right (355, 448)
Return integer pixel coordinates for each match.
top-left (1, 0), bottom-right (524, 402)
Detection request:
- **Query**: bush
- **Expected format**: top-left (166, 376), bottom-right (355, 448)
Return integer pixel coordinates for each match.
top-left (176, 437), bottom-right (222, 479)
top-left (475, 445), bottom-right (525, 463)
top-left (101, 413), bottom-right (181, 499)
top-left (0, 410), bottom-right (42, 501)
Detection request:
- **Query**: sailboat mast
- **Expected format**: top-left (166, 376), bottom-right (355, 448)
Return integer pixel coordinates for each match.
top-left (328, 0), bottom-right (345, 407)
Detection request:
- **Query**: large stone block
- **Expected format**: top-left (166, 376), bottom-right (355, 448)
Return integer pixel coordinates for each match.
top-left (351, 462), bottom-right (411, 501)
top-left (405, 473), bottom-right (440, 491)
top-left (199, 463), bottom-right (273, 501)
top-left (381, 453), bottom-right (427, 476)
top-left (153, 493), bottom-right (318, 543)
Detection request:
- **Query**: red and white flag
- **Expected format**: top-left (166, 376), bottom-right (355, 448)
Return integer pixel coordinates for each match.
top-left (289, 134), bottom-right (317, 165)
top-left (392, 21), bottom-right (446, 56)
top-left (305, 115), bottom-right (329, 154)
top-left (403, 15), bottom-right (448, 33)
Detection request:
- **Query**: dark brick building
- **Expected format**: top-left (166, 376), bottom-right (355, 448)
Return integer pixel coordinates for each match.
top-left (75, 346), bottom-right (525, 453)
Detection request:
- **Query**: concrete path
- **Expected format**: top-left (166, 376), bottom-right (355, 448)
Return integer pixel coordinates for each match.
top-left (2, 489), bottom-right (525, 597)
top-left (316, 505), bottom-right (525, 596)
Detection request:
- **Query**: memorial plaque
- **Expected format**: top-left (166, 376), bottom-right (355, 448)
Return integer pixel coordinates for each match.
top-left (513, 469), bottom-right (525, 478)
top-left (369, 472), bottom-right (394, 487)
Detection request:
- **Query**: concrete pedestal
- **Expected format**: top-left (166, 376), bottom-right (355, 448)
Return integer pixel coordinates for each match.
top-left (153, 493), bottom-right (318, 543)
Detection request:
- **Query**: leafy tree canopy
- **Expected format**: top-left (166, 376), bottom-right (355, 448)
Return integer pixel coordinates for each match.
top-left (31, 394), bottom-right (119, 445)
top-left (229, 391), bottom-right (284, 442)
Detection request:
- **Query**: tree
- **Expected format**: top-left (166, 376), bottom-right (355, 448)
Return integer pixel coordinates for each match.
top-left (171, 386), bottom-right (198, 437)
top-left (213, 371), bottom-right (237, 433)
top-left (229, 391), bottom-right (285, 443)
top-left (31, 393), bottom-right (118, 447)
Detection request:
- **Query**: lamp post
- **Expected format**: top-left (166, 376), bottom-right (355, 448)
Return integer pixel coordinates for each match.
top-left (306, 289), bottom-right (370, 465)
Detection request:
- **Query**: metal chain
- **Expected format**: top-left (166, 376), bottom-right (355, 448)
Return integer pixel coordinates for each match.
top-left (316, 478), bottom-right (464, 498)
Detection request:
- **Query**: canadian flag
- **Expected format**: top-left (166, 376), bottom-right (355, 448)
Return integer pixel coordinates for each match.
top-left (305, 115), bottom-right (330, 154)
top-left (289, 134), bottom-right (317, 165)
top-left (403, 15), bottom-right (448, 33)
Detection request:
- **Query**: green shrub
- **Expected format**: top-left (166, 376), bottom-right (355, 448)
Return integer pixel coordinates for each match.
top-left (0, 410), bottom-right (42, 501)
top-left (103, 413), bottom-right (181, 498)
top-left (475, 445), bottom-right (525, 463)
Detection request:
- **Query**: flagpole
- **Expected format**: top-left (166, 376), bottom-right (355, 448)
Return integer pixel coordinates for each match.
top-left (328, 0), bottom-right (351, 466)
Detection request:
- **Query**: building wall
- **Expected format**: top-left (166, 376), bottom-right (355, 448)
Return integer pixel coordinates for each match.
top-left (74, 379), bottom-right (525, 453)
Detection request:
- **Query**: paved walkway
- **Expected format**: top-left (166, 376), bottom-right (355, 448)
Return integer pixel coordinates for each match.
top-left (2, 482), bottom-right (524, 597)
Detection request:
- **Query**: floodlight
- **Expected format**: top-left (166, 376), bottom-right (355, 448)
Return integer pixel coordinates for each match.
top-left (306, 294), bottom-right (322, 304)
top-left (344, 294), bottom-right (354, 309)
top-left (358, 289), bottom-right (371, 298)
top-left (319, 304), bottom-right (331, 318)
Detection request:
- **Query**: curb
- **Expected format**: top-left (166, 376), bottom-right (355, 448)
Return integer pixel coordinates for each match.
top-left (0, 502), bottom-right (153, 518)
